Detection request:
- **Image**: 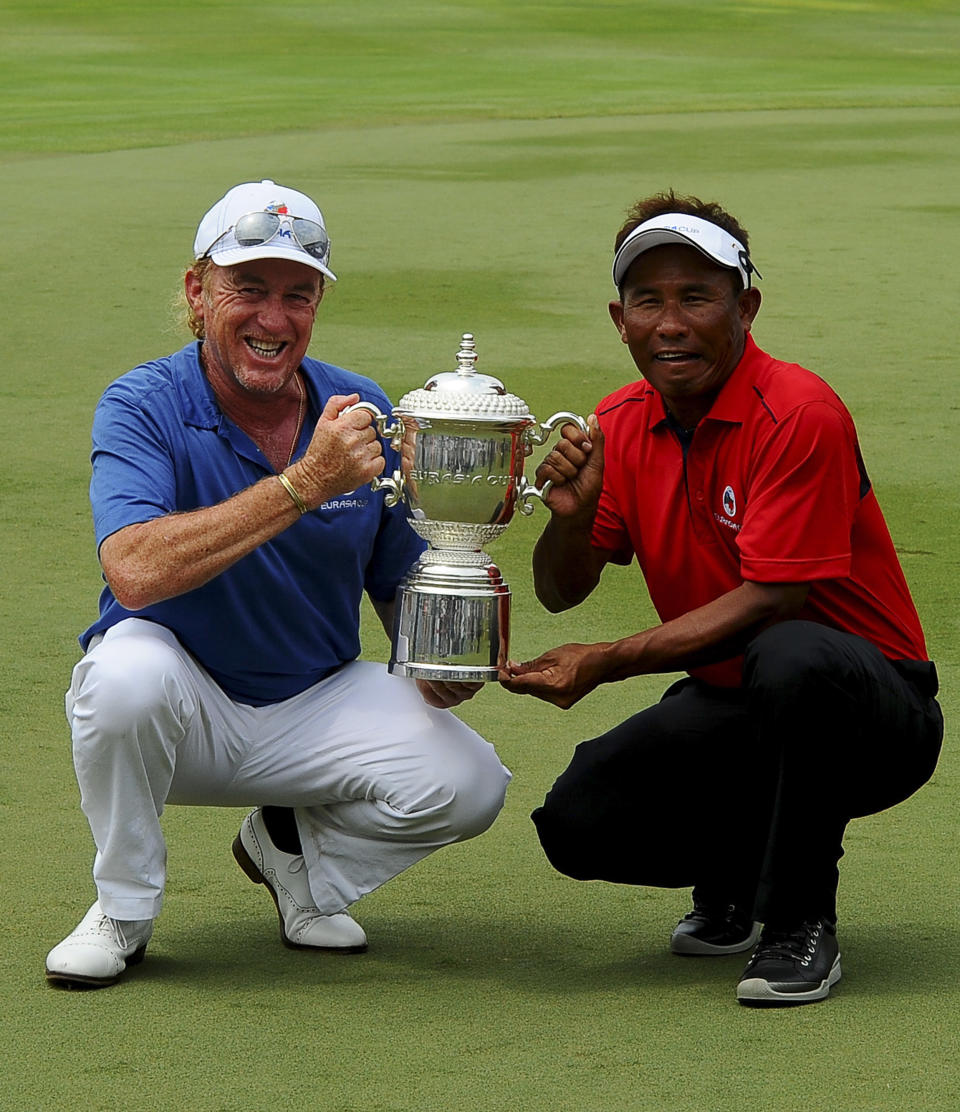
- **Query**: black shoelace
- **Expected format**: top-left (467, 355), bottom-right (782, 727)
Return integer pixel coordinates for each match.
top-left (749, 920), bottom-right (826, 966)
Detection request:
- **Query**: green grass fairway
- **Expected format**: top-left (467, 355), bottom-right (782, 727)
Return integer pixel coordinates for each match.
top-left (2, 2), bottom-right (958, 1109)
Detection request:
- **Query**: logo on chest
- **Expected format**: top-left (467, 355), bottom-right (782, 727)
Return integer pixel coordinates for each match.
top-left (714, 484), bottom-right (741, 533)
top-left (320, 489), bottom-right (369, 512)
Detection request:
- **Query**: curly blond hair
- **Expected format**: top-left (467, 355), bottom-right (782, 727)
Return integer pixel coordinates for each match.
top-left (182, 257), bottom-right (214, 339)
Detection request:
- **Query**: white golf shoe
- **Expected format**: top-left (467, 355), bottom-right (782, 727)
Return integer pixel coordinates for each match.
top-left (233, 808), bottom-right (368, 953)
top-left (46, 901), bottom-right (153, 988)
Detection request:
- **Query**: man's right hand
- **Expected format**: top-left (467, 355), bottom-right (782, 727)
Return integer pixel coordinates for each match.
top-left (534, 413), bottom-right (604, 521)
top-left (289, 394), bottom-right (387, 510)
top-left (529, 412), bottom-right (610, 613)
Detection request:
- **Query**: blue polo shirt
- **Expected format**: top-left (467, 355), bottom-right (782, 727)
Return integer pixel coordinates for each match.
top-left (83, 342), bottom-right (425, 705)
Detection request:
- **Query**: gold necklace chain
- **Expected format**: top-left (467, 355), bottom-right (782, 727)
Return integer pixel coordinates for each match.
top-left (286, 372), bottom-right (306, 468)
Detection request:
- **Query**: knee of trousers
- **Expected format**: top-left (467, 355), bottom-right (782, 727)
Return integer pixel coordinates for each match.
top-left (415, 743), bottom-right (510, 844)
top-left (530, 805), bottom-right (597, 881)
top-left (530, 789), bottom-right (604, 881)
top-left (69, 631), bottom-right (196, 760)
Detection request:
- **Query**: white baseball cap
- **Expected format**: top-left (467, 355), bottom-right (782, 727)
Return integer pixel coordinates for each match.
top-left (612, 212), bottom-right (760, 291)
top-left (193, 179), bottom-right (337, 281)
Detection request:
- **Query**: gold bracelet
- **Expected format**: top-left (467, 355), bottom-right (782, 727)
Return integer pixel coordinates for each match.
top-left (277, 471), bottom-right (308, 516)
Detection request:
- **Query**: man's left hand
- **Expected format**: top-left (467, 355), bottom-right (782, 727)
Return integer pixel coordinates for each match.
top-left (416, 678), bottom-right (483, 709)
top-left (498, 643), bottom-right (608, 709)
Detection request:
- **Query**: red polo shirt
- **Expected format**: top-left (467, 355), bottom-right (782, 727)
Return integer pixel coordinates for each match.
top-left (591, 335), bottom-right (927, 687)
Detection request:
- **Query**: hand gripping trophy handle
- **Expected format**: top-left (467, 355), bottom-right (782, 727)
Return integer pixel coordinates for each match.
top-left (343, 401), bottom-right (405, 507)
top-left (517, 411), bottom-right (590, 515)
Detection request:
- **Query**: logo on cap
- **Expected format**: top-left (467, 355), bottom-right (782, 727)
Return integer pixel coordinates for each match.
top-left (265, 201), bottom-right (289, 214)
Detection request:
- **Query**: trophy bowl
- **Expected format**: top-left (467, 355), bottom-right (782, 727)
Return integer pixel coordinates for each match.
top-left (354, 333), bottom-right (587, 681)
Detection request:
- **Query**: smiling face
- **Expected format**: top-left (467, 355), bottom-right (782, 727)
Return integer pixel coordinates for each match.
top-left (184, 257), bottom-right (322, 401)
top-left (609, 244), bottom-right (761, 427)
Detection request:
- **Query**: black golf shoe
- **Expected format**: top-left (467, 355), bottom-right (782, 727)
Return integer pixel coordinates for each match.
top-left (670, 900), bottom-right (761, 956)
top-left (736, 918), bottom-right (841, 1006)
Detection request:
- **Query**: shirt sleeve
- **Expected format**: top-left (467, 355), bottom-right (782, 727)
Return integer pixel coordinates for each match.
top-left (589, 407), bottom-right (635, 564)
top-left (590, 484), bottom-right (634, 564)
top-left (738, 399), bottom-right (860, 582)
top-left (89, 381), bottom-right (177, 547)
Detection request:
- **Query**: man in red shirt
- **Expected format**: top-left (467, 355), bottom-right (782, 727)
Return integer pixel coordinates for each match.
top-left (500, 191), bottom-right (943, 1007)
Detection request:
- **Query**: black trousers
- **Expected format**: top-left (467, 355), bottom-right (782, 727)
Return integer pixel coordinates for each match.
top-left (531, 621), bottom-right (943, 924)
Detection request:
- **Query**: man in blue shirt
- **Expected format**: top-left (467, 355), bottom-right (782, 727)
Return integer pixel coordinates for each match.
top-left (46, 179), bottom-right (511, 988)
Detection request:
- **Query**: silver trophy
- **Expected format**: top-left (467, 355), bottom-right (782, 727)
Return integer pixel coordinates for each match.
top-left (352, 333), bottom-right (587, 681)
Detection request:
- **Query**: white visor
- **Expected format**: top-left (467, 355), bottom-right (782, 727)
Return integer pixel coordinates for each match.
top-left (612, 212), bottom-right (759, 290)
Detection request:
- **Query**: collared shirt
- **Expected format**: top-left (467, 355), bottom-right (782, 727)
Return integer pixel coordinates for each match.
top-left (83, 342), bottom-right (425, 705)
top-left (591, 335), bottom-right (928, 687)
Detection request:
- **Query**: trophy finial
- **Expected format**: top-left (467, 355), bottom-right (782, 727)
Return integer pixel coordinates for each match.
top-left (455, 332), bottom-right (479, 376)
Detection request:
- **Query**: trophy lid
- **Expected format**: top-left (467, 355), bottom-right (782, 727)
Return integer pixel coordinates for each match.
top-left (396, 333), bottom-right (531, 419)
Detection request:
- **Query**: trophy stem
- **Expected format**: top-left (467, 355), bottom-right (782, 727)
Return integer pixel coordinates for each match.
top-left (388, 556), bottom-right (510, 682)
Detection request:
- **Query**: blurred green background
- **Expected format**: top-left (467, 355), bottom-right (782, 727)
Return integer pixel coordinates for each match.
top-left (1, 1), bottom-right (957, 1109)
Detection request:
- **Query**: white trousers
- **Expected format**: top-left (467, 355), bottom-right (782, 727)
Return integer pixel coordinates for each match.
top-left (67, 619), bottom-right (511, 921)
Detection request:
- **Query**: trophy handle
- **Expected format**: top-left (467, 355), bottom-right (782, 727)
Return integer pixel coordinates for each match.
top-left (370, 473), bottom-right (405, 507)
top-left (343, 401), bottom-right (404, 445)
top-left (518, 411), bottom-right (590, 515)
top-left (343, 401), bottom-right (406, 506)
top-left (524, 411), bottom-right (589, 447)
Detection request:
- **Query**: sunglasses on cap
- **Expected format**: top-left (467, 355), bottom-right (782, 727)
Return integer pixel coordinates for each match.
top-left (205, 210), bottom-right (331, 264)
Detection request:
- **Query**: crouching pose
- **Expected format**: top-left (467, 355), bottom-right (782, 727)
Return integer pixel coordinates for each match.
top-left (46, 179), bottom-right (510, 988)
top-left (501, 191), bottom-right (942, 1007)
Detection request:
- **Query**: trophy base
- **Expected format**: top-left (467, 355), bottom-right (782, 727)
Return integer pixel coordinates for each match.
top-left (388, 554), bottom-right (510, 682)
